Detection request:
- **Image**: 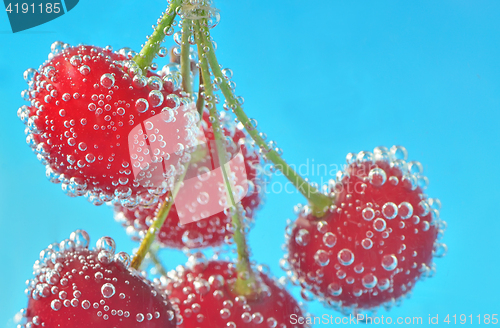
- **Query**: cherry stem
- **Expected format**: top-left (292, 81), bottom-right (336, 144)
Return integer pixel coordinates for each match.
top-left (198, 24), bottom-right (332, 217)
top-left (131, 168), bottom-right (187, 269)
top-left (147, 245), bottom-right (169, 277)
top-left (133, 0), bottom-right (182, 71)
top-left (181, 19), bottom-right (193, 96)
top-left (131, 193), bottom-right (173, 269)
top-left (195, 19), bottom-right (259, 298)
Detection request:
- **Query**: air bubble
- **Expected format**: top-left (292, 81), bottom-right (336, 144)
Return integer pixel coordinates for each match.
top-left (381, 254), bottom-right (398, 271)
top-left (23, 68), bottom-right (36, 82)
top-left (135, 98), bottom-right (149, 113)
top-left (418, 200), bottom-right (431, 216)
top-left (148, 90), bottom-right (164, 107)
top-left (398, 202), bottom-right (413, 219)
top-left (390, 145), bottom-right (408, 160)
top-left (361, 238), bottom-right (373, 249)
top-left (382, 202), bottom-right (398, 219)
top-left (362, 207), bottom-right (375, 221)
top-left (337, 249), bottom-right (354, 266)
top-left (373, 218), bottom-right (386, 232)
top-left (70, 55), bottom-right (82, 66)
top-left (96, 237), bottom-right (116, 254)
top-left (78, 142), bottom-right (87, 151)
top-left (101, 283), bottom-right (115, 298)
top-left (81, 300), bottom-right (91, 310)
top-left (295, 229), bottom-right (310, 246)
top-left (69, 230), bottom-right (90, 249)
top-left (362, 273), bottom-right (378, 288)
top-left (368, 168), bottom-right (387, 187)
top-left (433, 243), bottom-right (448, 257)
top-left (378, 278), bottom-right (390, 291)
top-left (51, 299), bottom-right (62, 311)
top-left (182, 230), bottom-right (204, 248)
top-left (197, 192), bottom-right (210, 205)
top-left (314, 249), bottom-right (330, 266)
top-left (323, 232), bottom-right (337, 248)
top-left (79, 65), bottom-right (90, 75)
top-left (100, 73), bottom-right (115, 89)
top-left (327, 283), bottom-right (342, 296)
top-left (85, 153), bottom-right (95, 163)
top-left (114, 252), bottom-right (131, 268)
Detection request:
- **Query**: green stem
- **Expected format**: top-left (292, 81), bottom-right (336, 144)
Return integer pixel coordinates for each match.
top-left (131, 169), bottom-right (186, 269)
top-left (196, 67), bottom-right (205, 116)
top-left (181, 19), bottom-right (193, 95)
top-left (148, 246), bottom-right (169, 277)
top-left (195, 20), bottom-right (259, 298)
top-left (133, 0), bottom-right (182, 71)
top-left (198, 22), bottom-right (332, 217)
top-left (131, 193), bottom-right (173, 269)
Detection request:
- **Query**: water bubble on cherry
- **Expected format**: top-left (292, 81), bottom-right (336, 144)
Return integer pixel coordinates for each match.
top-left (101, 283), bottom-right (115, 298)
top-left (135, 98), bottom-right (149, 113)
top-left (100, 73), bottom-right (115, 89)
top-left (148, 90), bottom-right (164, 107)
top-left (314, 249), bottom-right (330, 266)
top-left (69, 230), bottom-right (90, 249)
top-left (390, 145), bottom-right (408, 160)
top-left (295, 229), bottom-right (310, 246)
top-left (79, 65), bottom-right (90, 75)
top-left (362, 207), bottom-right (375, 221)
top-left (96, 236), bottom-right (116, 255)
top-left (362, 273), bottom-right (378, 288)
top-left (323, 232), bottom-right (337, 248)
top-left (23, 68), bottom-right (36, 82)
top-left (398, 202), bottom-right (413, 219)
top-left (361, 238), bottom-right (373, 249)
top-left (373, 218), bottom-right (386, 232)
top-left (381, 254), bottom-right (398, 271)
top-left (114, 251), bottom-right (131, 268)
top-left (337, 249), bottom-right (355, 266)
top-left (382, 202), bottom-right (398, 219)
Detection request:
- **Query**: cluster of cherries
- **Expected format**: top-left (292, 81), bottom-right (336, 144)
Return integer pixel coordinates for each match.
top-left (15, 1), bottom-right (446, 327)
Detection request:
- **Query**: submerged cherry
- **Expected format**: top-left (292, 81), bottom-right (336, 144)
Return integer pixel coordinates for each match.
top-left (19, 230), bottom-right (176, 327)
top-left (165, 258), bottom-right (307, 327)
top-left (285, 146), bottom-right (447, 313)
top-left (19, 42), bottom-right (198, 207)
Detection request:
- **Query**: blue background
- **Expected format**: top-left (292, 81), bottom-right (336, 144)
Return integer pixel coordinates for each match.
top-left (1, 0), bottom-right (499, 326)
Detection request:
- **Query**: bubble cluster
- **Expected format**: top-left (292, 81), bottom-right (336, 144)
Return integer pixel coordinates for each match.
top-left (284, 146), bottom-right (447, 314)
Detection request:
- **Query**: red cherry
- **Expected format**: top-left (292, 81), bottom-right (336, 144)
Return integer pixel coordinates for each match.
top-left (165, 259), bottom-right (307, 327)
top-left (286, 146), bottom-right (446, 312)
top-left (19, 230), bottom-right (176, 327)
top-left (19, 42), bottom-right (198, 206)
top-left (114, 112), bottom-right (265, 249)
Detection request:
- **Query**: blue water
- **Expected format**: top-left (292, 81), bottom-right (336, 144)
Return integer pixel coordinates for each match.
top-left (1, 0), bottom-right (499, 326)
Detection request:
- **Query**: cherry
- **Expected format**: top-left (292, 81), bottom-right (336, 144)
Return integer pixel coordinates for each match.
top-left (165, 258), bottom-right (307, 327)
top-left (19, 230), bottom-right (176, 327)
top-left (19, 42), bottom-right (198, 207)
top-left (285, 146), bottom-right (446, 313)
